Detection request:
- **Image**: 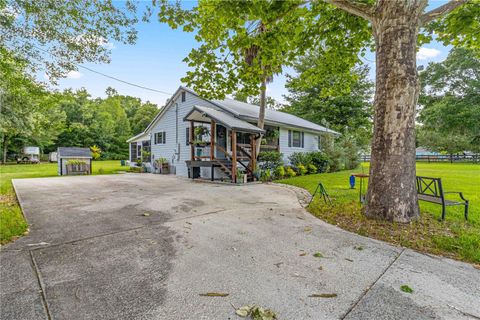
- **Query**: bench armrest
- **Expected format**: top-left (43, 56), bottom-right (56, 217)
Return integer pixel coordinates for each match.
top-left (443, 192), bottom-right (468, 201)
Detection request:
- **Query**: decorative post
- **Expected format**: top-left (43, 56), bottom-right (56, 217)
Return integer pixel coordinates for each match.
top-left (250, 134), bottom-right (256, 175)
top-left (231, 129), bottom-right (237, 183)
top-left (190, 121), bottom-right (195, 161)
top-left (210, 120), bottom-right (215, 160)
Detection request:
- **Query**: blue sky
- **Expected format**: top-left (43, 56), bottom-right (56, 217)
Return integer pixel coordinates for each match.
top-left (51, 0), bottom-right (451, 107)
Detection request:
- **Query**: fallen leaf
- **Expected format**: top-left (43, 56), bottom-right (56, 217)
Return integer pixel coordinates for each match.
top-left (354, 246), bottom-right (364, 251)
top-left (304, 227), bottom-right (312, 232)
top-left (318, 266), bottom-right (323, 270)
top-left (308, 293), bottom-right (337, 298)
top-left (236, 305), bottom-right (277, 320)
top-left (299, 252), bottom-right (307, 256)
top-left (274, 262), bottom-right (283, 268)
top-left (142, 213), bottom-right (151, 217)
top-left (313, 252), bottom-right (323, 258)
top-left (199, 292), bottom-right (229, 297)
top-left (235, 306), bottom-right (251, 317)
top-left (400, 285), bottom-right (413, 294)
top-left (345, 258), bottom-right (354, 262)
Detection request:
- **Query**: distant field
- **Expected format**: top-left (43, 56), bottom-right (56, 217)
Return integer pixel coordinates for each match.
top-left (0, 161), bottom-right (130, 243)
top-left (278, 163), bottom-right (480, 263)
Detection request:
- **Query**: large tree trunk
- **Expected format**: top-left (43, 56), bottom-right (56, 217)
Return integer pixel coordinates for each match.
top-left (365, 1), bottom-right (427, 222)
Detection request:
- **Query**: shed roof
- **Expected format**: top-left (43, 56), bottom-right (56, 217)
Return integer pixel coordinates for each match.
top-left (212, 98), bottom-right (339, 135)
top-left (184, 105), bottom-right (265, 134)
top-left (57, 147), bottom-right (92, 158)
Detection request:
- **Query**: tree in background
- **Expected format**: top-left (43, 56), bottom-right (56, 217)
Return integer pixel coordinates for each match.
top-left (158, 0), bottom-right (478, 222)
top-left (417, 48), bottom-right (480, 154)
top-left (0, 49), bottom-right (65, 163)
top-left (233, 92), bottom-right (284, 110)
top-left (0, 0), bottom-right (138, 80)
top-left (104, 88), bottom-right (159, 135)
top-left (283, 63), bottom-right (373, 150)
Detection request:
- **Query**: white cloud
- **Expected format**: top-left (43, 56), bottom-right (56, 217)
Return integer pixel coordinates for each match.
top-left (66, 71), bottom-right (83, 79)
top-left (417, 47), bottom-right (440, 60)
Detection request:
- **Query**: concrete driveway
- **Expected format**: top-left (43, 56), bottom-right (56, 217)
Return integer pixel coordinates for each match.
top-left (1, 174), bottom-right (478, 320)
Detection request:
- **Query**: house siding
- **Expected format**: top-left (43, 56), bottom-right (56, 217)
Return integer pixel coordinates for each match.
top-left (137, 88), bottom-right (328, 178)
top-left (149, 91), bottom-right (219, 177)
top-left (279, 128), bottom-right (320, 164)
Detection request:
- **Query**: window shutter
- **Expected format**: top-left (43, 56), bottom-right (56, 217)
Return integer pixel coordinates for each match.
top-left (181, 92), bottom-right (186, 102)
top-left (154, 133), bottom-right (157, 145)
top-left (301, 132), bottom-right (304, 148)
top-left (186, 127), bottom-right (189, 145)
top-left (162, 132), bottom-right (166, 144)
top-left (288, 130), bottom-right (292, 147)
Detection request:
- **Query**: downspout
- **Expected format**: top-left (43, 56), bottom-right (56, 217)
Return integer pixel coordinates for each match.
top-left (173, 103), bottom-right (180, 163)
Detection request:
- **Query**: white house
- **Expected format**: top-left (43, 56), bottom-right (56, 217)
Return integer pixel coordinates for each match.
top-left (127, 86), bottom-right (338, 182)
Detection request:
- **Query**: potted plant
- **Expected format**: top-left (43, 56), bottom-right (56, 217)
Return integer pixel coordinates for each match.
top-left (236, 168), bottom-right (245, 184)
top-left (156, 157), bottom-right (169, 174)
top-left (192, 126), bottom-right (211, 147)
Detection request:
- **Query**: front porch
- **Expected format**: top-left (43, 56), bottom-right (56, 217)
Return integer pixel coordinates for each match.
top-left (184, 105), bottom-right (271, 183)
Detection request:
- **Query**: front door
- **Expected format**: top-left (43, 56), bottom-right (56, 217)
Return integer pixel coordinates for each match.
top-left (216, 125), bottom-right (227, 159)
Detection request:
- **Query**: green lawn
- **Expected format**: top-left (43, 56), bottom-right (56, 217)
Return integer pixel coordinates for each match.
top-left (278, 163), bottom-right (480, 264)
top-left (0, 161), bottom-right (130, 243)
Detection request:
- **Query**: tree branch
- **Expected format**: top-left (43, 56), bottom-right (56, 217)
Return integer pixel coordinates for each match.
top-left (324, 0), bottom-right (374, 21)
top-left (421, 0), bottom-right (468, 25)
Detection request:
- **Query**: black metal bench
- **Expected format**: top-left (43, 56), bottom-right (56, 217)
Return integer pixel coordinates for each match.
top-left (416, 176), bottom-right (469, 220)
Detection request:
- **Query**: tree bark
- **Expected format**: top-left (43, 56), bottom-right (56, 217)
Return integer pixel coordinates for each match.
top-left (365, 0), bottom-right (427, 222)
top-left (255, 77), bottom-right (267, 157)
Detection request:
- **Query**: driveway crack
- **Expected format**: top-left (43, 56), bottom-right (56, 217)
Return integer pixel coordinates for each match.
top-left (340, 248), bottom-right (406, 319)
top-left (29, 250), bottom-right (52, 320)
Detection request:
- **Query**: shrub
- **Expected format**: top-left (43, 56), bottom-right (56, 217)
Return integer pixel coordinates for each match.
top-left (90, 145), bottom-right (102, 160)
top-left (285, 167), bottom-right (296, 178)
top-left (308, 151), bottom-right (329, 173)
top-left (258, 151), bottom-right (283, 170)
top-left (274, 165), bottom-right (285, 179)
top-left (297, 164), bottom-right (308, 175)
top-left (307, 164), bottom-right (317, 174)
top-left (260, 169), bottom-right (272, 182)
top-left (321, 133), bottom-right (361, 172)
top-left (288, 152), bottom-right (312, 167)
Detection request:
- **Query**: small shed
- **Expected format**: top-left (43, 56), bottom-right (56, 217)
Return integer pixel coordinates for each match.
top-left (57, 147), bottom-right (92, 176)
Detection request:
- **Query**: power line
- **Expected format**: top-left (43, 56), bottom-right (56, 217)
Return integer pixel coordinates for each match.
top-left (18, 40), bottom-right (174, 96)
top-left (76, 65), bottom-right (172, 95)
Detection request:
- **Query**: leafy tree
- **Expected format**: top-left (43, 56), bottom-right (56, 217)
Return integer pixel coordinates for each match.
top-left (418, 48), bottom-right (480, 153)
top-left (130, 103), bottom-right (158, 135)
top-left (0, 0), bottom-right (138, 80)
top-left (283, 65), bottom-right (373, 149)
top-left (157, 0), bottom-right (479, 222)
top-left (103, 88), bottom-right (159, 135)
top-left (233, 92), bottom-right (284, 110)
top-left (0, 49), bottom-right (65, 162)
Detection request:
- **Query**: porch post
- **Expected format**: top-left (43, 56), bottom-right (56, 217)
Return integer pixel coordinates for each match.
top-left (231, 129), bottom-right (237, 183)
top-left (210, 120), bottom-right (215, 160)
top-left (250, 134), bottom-right (256, 174)
top-left (190, 121), bottom-right (195, 161)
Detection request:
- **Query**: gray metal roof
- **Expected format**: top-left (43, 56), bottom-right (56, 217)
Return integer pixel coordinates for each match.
top-left (184, 106), bottom-right (265, 134)
top-left (57, 147), bottom-right (92, 158)
top-left (212, 98), bottom-right (339, 135)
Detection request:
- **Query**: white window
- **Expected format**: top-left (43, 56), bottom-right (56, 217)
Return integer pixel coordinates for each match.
top-left (288, 130), bottom-right (304, 148)
top-left (154, 132), bottom-right (166, 144)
